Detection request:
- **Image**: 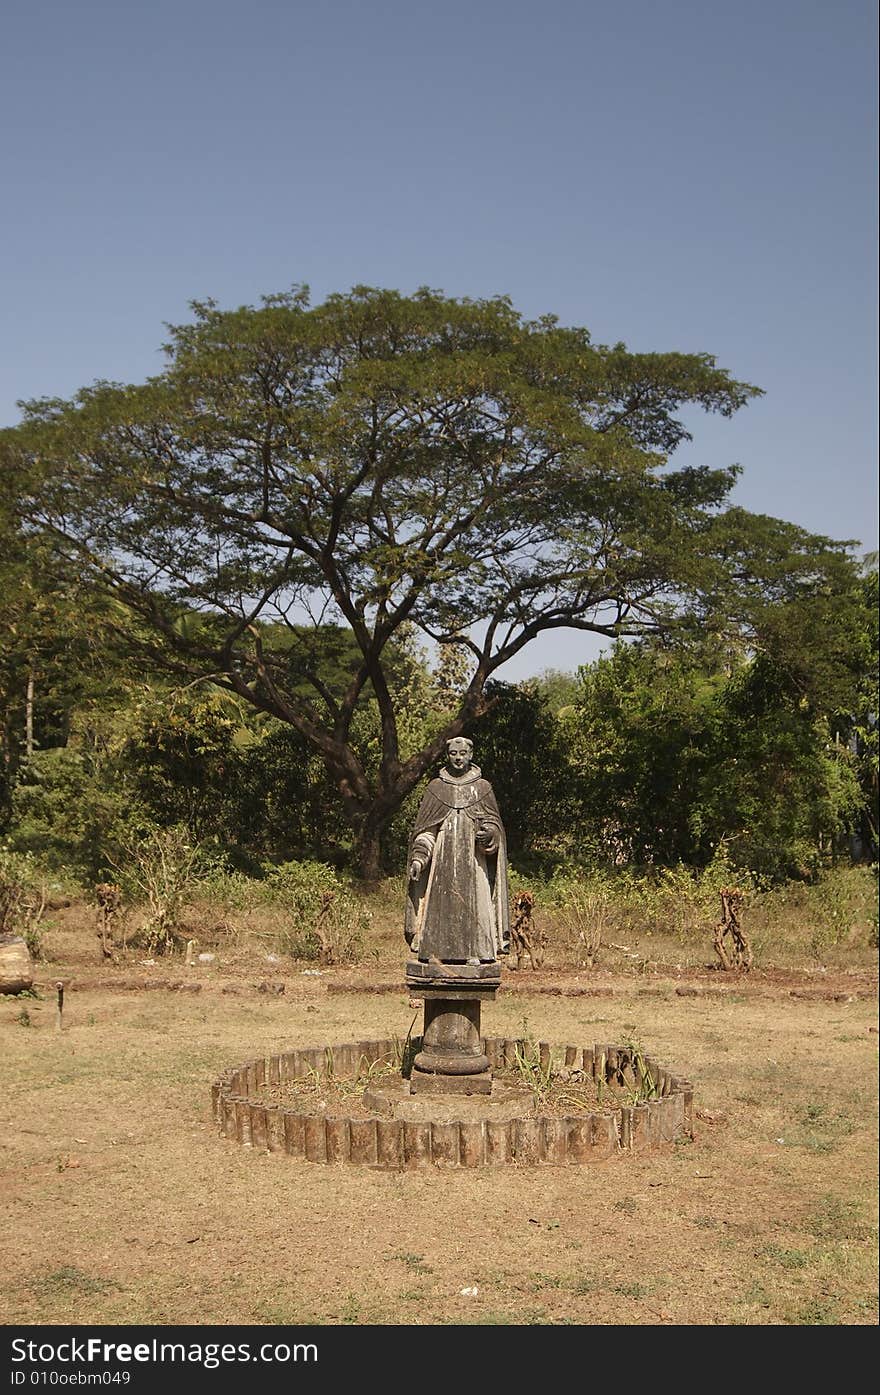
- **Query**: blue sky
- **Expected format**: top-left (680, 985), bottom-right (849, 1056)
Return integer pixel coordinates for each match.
top-left (2, 0), bottom-right (876, 678)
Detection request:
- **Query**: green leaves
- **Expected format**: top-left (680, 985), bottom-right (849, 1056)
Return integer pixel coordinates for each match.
top-left (565, 636), bottom-right (867, 879)
top-left (0, 283), bottom-right (859, 874)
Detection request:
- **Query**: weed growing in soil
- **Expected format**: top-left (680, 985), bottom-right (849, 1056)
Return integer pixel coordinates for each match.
top-left (805, 1195), bottom-right (876, 1243)
top-left (28, 1268), bottom-right (120, 1298)
top-left (511, 1019), bottom-right (553, 1105)
top-left (389, 1251), bottom-right (433, 1275)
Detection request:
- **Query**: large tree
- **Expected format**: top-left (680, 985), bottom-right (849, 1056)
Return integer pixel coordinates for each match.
top-left (1, 285), bottom-right (860, 877)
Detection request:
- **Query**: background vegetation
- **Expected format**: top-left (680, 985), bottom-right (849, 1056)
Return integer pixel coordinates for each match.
top-left (0, 559), bottom-right (875, 970)
top-left (0, 288), bottom-right (876, 967)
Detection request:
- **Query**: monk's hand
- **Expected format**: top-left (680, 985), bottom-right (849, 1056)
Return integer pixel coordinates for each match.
top-left (475, 826), bottom-right (496, 854)
top-left (409, 858), bottom-right (425, 881)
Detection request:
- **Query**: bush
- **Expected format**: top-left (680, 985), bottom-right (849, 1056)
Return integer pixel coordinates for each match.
top-left (753, 864), bottom-right (879, 964)
top-left (513, 852), bottom-right (764, 964)
top-left (629, 855), bottom-right (761, 941)
top-left (111, 824), bottom-right (224, 955)
top-left (5, 747), bottom-right (137, 882)
top-left (0, 846), bottom-right (49, 958)
top-left (264, 860), bottom-right (370, 965)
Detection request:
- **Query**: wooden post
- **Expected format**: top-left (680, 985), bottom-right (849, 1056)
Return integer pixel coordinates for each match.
top-left (514, 1118), bottom-right (542, 1164)
top-left (403, 1122), bottom-right (431, 1169)
top-left (542, 1117), bottom-right (567, 1165)
top-left (566, 1116), bottom-right (591, 1163)
top-left (55, 981), bottom-right (64, 1031)
top-left (250, 1104), bottom-right (268, 1151)
top-left (376, 1119), bottom-right (404, 1169)
top-left (325, 1117), bottom-right (351, 1164)
top-left (619, 1106), bottom-right (633, 1150)
top-left (349, 1119), bottom-right (378, 1165)
top-left (459, 1121), bottom-right (486, 1167)
top-left (486, 1120), bottom-right (513, 1165)
top-left (430, 1122), bottom-right (461, 1166)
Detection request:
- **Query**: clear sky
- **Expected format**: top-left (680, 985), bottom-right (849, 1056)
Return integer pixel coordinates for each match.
top-left (2, 0), bottom-right (876, 679)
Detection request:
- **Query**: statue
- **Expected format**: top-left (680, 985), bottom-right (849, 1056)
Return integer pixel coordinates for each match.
top-left (405, 737), bottom-right (510, 965)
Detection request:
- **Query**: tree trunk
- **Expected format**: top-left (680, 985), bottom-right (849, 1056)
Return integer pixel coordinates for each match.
top-left (25, 666), bottom-right (34, 761)
top-left (356, 826), bottom-right (383, 884)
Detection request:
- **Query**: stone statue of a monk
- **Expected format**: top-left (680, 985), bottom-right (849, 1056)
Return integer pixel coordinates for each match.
top-left (405, 737), bottom-right (510, 964)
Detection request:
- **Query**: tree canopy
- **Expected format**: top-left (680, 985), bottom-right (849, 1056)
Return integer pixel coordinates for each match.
top-left (1, 284), bottom-right (863, 876)
top-left (562, 639), bottom-right (865, 879)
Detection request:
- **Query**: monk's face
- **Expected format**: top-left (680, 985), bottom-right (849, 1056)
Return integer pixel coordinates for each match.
top-left (446, 741), bottom-right (472, 775)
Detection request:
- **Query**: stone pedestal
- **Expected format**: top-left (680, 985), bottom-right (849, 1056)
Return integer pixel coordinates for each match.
top-left (405, 960), bottom-right (501, 1096)
top-left (362, 1076), bottom-right (535, 1120)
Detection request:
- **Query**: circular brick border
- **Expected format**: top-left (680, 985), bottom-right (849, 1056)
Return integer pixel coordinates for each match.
top-left (211, 1035), bottom-right (694, 1168)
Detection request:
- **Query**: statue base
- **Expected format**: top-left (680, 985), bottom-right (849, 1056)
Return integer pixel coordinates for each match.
top-left (362, 1077), bottom-right (536, 1117)
top-left (405, 959), bottom-right (501, 1094)
top-left (409, 1069), bottom-right (492, 1096)
top-left (405, 959), bottom-right (502, 989)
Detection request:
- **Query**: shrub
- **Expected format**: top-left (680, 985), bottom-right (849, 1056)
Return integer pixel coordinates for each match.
top-left (561, 889), bottom-right (615, 967)
top-left (0, 846), bottom-right (49, 958)
top-left (264, 860), bottom-right (370, 965)
top-left (753, 864), bottom-right (878, 963)
top-left (6, 747), bottom-right (137, 882)
top-left (111, 824), bottom-right (223, 955)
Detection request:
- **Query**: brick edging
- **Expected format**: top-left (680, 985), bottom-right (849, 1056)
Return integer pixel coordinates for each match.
top-left (211, 1036), bottom-right (694, 1168)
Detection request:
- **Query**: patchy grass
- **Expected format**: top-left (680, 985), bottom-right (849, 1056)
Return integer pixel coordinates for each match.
top-left (804, 1194), bottom-right (877, 1243)
top-left (28, 1267), bottom-right (121, 1298)
top-left (0, 906), bottom-right (876, 1327)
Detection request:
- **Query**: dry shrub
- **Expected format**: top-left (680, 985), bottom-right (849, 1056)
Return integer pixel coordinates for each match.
top-left (561, 889), bottom-right (615, 968)
top-left (267, 861), bottom-right (369, 965)
top-left (112, 826), bottom-right (221, 955)
top-left (0, 847), bottom-right (49, 958)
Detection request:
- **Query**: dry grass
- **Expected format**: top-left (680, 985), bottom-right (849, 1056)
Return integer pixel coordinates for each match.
top-left (0, 893), bottom-right (876, 1327)
top-left (32, 863), bottom-right (878, 979)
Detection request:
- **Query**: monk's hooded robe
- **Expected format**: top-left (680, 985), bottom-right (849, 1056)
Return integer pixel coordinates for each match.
top-left (404, 764), bottom-right (510, 963)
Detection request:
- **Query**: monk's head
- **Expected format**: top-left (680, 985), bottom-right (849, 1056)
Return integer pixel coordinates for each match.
top-left (445, 737), bottom-right (473, 775)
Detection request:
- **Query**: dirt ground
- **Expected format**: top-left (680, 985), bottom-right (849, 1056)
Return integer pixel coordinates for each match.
top-left (1, 916), bottom-right (877, 1328)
